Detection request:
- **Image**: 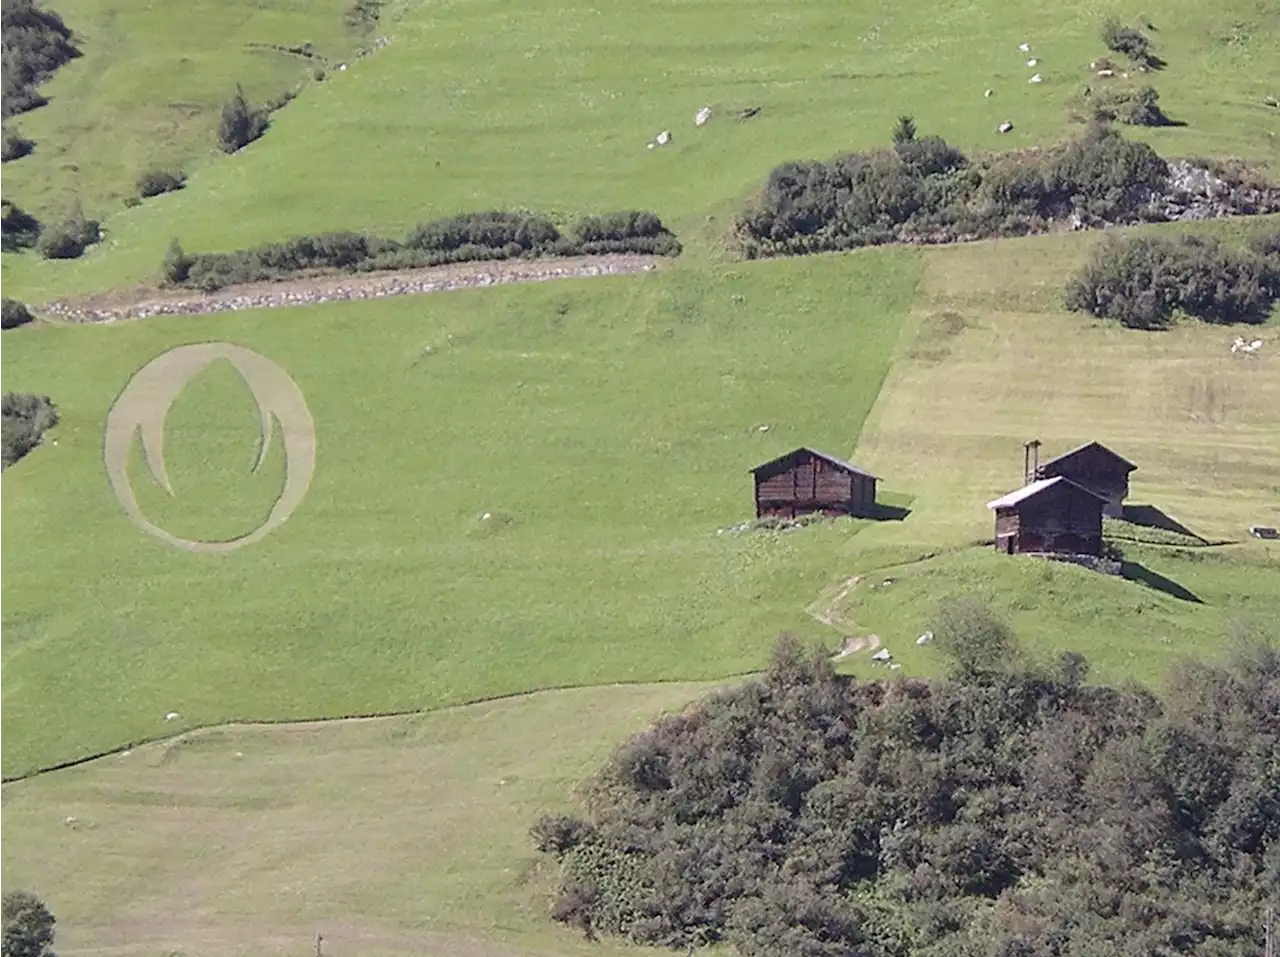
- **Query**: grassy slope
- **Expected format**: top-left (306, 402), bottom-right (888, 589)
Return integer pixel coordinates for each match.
top-left (817, 217), bottom-right (1280, 682)
top-left (0, 252), bottom-right (917, 777)
top-left (3, 0), bottom-right (1278, 300)
top-left (0, 684), bottom-right (714, 957)
top-left (0, 0), bottom-right (359, 223)
top-left (823, 545), bottom-right (1280, 685)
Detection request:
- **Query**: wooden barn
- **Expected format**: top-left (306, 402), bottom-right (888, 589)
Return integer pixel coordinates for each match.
top-left (751, 447), bottom-right (879, 519)
top-left (986, 476), bottom-right (1106, 556)
top-left (1027, 440), bottom-right (1137, 519)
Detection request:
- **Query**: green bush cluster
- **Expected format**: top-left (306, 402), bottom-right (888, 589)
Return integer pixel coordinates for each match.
top-left (164, 210), bottom-right (681, 291)
top-left (2, 393), bottom-right (58, 469)
top-left (217, 86), bottom-right (270, 154)
top-left (1084, 84), bottom-right (1170, 126)
top-left (36, 199), bottom-right (99, 260)
top-left (1, 0), bottom-right (80, 120)
top-left (2, 126), bottom-right (34, 161)
top-left (1100, 18), bottom-right (1162, 71)
top-left (534, 618), bottom-right (1280, 956)
top-left (343, 0), bottom-right (381, 32)
top-left (736, 123), bottom-right (1172, 258)
top-left (136, 168), bottom-right (186, 199)
top-left (2, 891), bottom-right (57, 957)
top-left (1, 200), bottom-right (41, 252)
top-left (1066, 231), bottom-right (1280, 328)
top-left (1, 298), bottom-right (34, 330)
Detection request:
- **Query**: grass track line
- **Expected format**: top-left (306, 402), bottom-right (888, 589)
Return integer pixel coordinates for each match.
top-left (0, 673), bottom-right (759, 785)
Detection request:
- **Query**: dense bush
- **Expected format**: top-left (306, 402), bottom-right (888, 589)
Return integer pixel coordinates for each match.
top-left (36, 199), bottom-right (99, 260)
top-left (1, 200), bottom-right (41, 252)
top-left (1085, 84), bottom-right (1170, 126)
top-left (1101, 18), bottom-right (1161, 70)
top-left (1066, 232), bottom-right (1280, 328)
top-left (343, 0), bottom-right (381, 32)
top-left (2, 125), bottom-right (33, 161)
top-left (2, 298), bottom-right (34, 330)
top-left (736, 123), bottom-right (1173, 257)
top-left (2, 393), bottom-right (58, 468)
top-left (217, 85), bottom-right (269, 153)
top-left (2, 891), bottom-right (56, 957)
top-left (534, 620), bottom-right (1280, 956)
top-left (135, 167), bottom-right (186, 198)
top-left (1, 0), bottom-right (80, 120)
top-left (164, 210), bottom-right (680, 290)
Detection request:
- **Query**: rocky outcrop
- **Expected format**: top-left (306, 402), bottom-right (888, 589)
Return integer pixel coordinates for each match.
top-left (1142, 160), bottom-right (1280, 223)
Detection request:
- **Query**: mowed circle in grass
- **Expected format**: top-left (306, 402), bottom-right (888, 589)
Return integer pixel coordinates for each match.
top-left (104, 342), bottom-right (316, 553)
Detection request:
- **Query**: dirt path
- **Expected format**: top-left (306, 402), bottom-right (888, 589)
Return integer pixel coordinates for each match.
top-left (37, 253), bottom-right (664, 323)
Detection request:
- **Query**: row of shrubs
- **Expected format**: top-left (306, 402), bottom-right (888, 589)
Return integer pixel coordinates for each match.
top-left (1066, 230), bottom-right (1280, 328)
top-left (2, 392), bottom-right (58, 469)
top-left (163, 210), bottom-right (682, 290)
top-left (735, 121), bottom-right (1179, 258)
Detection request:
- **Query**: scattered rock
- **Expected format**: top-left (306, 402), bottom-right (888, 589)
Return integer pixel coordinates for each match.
top-left (165, 711), bottom-right (180, 721)
top-left (1026, 58), bottom-right (1038, 67)
top-left (481, 512), bottom-right (492, 520)
top-left (646, 142), bottom-right (655, 150)
top-left (916, 631), bottom-right (934, 645)
top-left (757, 424), bottom-right (771, 433)
top-left (40, 256), bottom-right (662, 324)
top-left (1143, 160), bottom-right (1280, 223)
top-left (997, 121), bottom-right (1014, 134)
top-left (1029, 73), bottom-right (1043, 83)
top-left (737, 106), bottom-right (761, 120)
top-left (655, 130), bottom-right (672, 146)
top-left (695, 106), bottom-right (712, 126)
top-left (1264, 96), bottom-right (1279, 109)
top-left (889, 663), bottom-right (902, 670)
top-left (1249, 525), bottom-right (1279, 540)
top-left (1019, 42), bottom-right (1031, 52)
top-left (872, 649), bottom-right (892, 662)
top-left (984, 88), bottom-right (994, 98)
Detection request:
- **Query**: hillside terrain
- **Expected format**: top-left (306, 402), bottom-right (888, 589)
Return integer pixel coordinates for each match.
top-left (2, 0), bottom-right (1279, 954)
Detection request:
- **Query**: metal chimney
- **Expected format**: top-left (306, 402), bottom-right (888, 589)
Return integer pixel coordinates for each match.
top-left (1024, 439), bottom-right (1042, 484)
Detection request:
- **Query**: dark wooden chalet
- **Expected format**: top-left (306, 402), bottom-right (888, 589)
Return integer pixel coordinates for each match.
top-left (986, 476), bottom-right (1106, 556)
top-left (751, 447), bottom-right (879, 519)
top-left (1031, 441), bottom-right (1137, 518)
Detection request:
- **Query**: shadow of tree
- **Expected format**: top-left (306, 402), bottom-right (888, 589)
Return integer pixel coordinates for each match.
top-left (1120, 561), bottom-right (1204, 604)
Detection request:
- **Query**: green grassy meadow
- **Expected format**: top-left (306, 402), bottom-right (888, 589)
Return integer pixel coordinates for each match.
top-left (0, 0), bottom-right (361, 224)
top-left (3, 0), bottom-right (1280, 949)
top-left (0, 685), bottom-right (717, 957)
top-left (1, 253), bottom-right (916, 778)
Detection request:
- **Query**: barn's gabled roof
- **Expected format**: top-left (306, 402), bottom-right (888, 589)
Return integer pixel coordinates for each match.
top-left (750, 447), bottom-right (879, 480)
top-left (986, 476), bottom-right (1107, 511)
top-left (1038, 440), bottom-right (1138, 474)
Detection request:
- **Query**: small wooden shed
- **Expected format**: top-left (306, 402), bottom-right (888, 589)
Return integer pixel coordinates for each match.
top-left (986, 476), bottom-right (1106, 556)
top-left (751, 447), bottom-right (879, 519)
top-left (1032, 441), bottom-right (1136, 519)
